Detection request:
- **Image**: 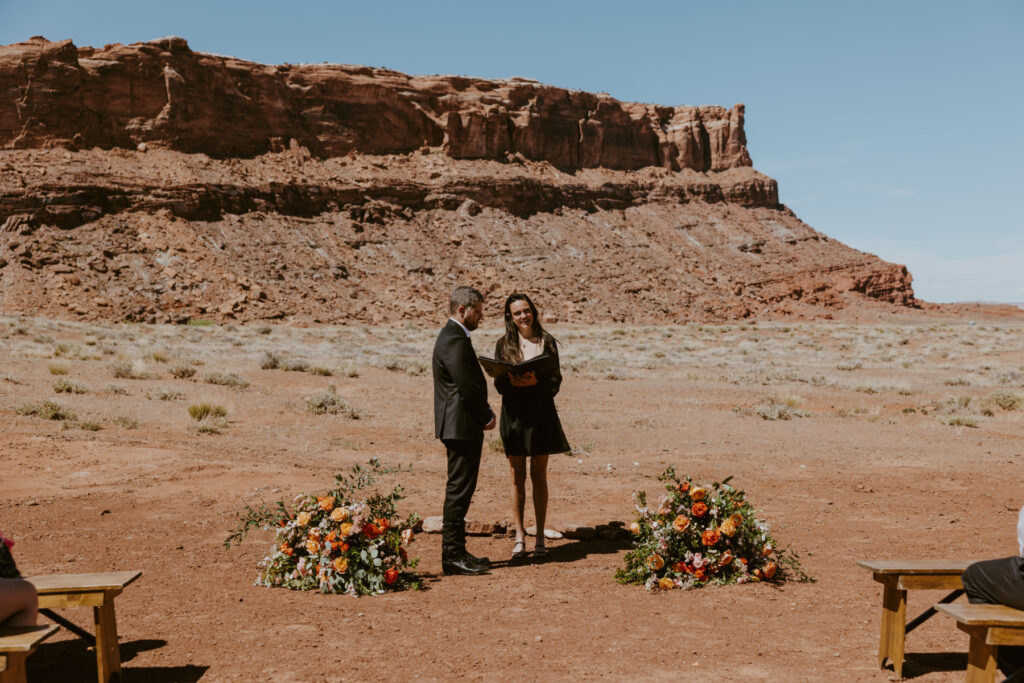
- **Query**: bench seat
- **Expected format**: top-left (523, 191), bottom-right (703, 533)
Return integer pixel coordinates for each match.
top-left (937, 603), bottom-right (1024, 682)
top-left (0, 625), bottom-right (60, 683)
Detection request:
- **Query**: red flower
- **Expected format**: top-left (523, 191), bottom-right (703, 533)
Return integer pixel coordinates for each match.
top-left (691, 502), bottom-right (708, 517)
top-left (364, 523), bottom-right (381, 539)
top-left (384, 568), bottom-right (399, 585)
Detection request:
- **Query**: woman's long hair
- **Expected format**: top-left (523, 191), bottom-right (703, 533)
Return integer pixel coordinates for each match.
top-left (496, 293), bottom-right (555, 363)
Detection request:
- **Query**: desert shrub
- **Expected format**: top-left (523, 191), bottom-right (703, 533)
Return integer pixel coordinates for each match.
top-left (48, 362), bottom-right (69, 376)
top-left (985, 390), bottom-right (1024, 412)
top-left (53, 379), bottom-right (88, 394)
top-left (114, 416), bottom-right (140, 429)
top-left (188, 403), bottom-right (228, 421)
top-left (16, 400), bottom-right (77, 421)
top-left (147, 388), bottom-right (185, 401)
top-left (111, 359), bottom-right (156, 380)
top-left (340, 364), bottom-right (360, 378)
top-left (280, 358), bottom-right (311, 373)
top-left (939, 415), bottom-right (979, 428)
top-left (943, 377), bottom-right (971, 386)
top-left (147, 350), bottom-right (170, 363)
top-left (933, 396), bottom-right (980, 428)
top-left (169, 363), bottom-right (197, 379)
top-left (205, 372), bottom-right (249, 389)
top-left (306, 385), bottom-right (359, 418)
top-left (257, 326), bottom-right (273, 335)
top-left (259, 351), bottom-right (281, 370)
top-left (309, 366), bottom-right (333, 377)
top-left (77, 420), bottom-right (102, 431)
top-left (753, 395), bottom-right (807, 421)
top-left (996, 370), bottom-right (1024, 386)
top-left (836, 360), bottom-right (863, 371)
top-left (104, 384), bottom-right (129, 395)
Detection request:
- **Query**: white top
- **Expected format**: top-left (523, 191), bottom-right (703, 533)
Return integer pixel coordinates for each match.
top-left (520, 335), bottom-right (544, 361)
top-left (1018, 504), bottom-right (1023, 557)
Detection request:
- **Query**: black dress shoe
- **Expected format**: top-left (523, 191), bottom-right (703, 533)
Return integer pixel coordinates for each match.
top-left (442, 557), bottom-right (490, 575)
top-left (465, 552), bottom-right (491, 566)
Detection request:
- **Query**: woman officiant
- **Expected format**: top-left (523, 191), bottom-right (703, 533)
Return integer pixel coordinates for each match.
top-left (492, 293), bottom-right (570, 560)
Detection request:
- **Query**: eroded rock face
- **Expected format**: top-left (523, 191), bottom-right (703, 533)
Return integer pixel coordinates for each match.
top-left (0, 37), bottom-right (750, 172)
top-left (0, 36), bottom-right (919, 324)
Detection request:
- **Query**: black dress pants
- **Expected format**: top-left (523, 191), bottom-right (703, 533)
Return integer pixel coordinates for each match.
top-left (442, 436), bottom-right (483, 560)
top-left (962, 556), bottom-right (1024, 677)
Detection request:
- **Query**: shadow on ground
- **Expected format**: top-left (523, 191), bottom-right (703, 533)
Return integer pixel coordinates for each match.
top-left (27, 638), bottom-right (207, 682)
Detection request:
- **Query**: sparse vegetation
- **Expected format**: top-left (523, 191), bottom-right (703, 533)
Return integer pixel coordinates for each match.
top-left (53, 379), bottom-right (88, 394)
top-left (169, 363), bottom-right (197, 379)
top-left (753, 395), bottom-right (808, 421)
top-left (16, 400), bottom-right (77, 421)
top-left (305, 385), bottom-right (360, 418)
top-left (205, 372), bottom-right (249, 389)
top-left (188, 403), bottom-right (228, 421)
top-left (48, 362), bottom-right (69, 376)
top-left (114, 416), bottom-right (140, 429)
top-left (147, 388), bottom-right (185, 401)
top-left (77, 420), bottom-right (102, 431)
top-left (836, 360), bottom-right (863, 371)
top-left (111, 359), bottom-right (156, 380)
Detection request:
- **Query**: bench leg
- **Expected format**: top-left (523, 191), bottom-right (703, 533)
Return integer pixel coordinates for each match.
top-left (93, 593), bottom-right (122, 683)
top-left (0, 653), bottom-right (28, 683)
top-left (878, 583), bottom-right (907, 676)
top-left (964, 628), bottom-right (998, 683)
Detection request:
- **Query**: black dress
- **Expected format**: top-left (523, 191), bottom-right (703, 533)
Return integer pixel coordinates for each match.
top-left (493, 336), bottom-right (571, 457)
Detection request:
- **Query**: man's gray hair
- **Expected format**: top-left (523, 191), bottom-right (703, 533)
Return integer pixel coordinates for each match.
top-left (449, 285), bottom-right (484, 313)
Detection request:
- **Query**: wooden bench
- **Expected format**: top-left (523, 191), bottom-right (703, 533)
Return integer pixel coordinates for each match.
top-left (937, 604), bottom-right (1024, 682)
top-left (858, 559), bottom-right (974, 677)
top-left (0, 625), bottom-right (59, 683)
top-left (23, 571), bottom-right (141, 683)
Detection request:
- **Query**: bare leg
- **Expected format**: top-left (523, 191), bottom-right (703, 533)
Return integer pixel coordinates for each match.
top-left (0, 578), bottom-right (39, 627)
top-left (508, 456), bottom-right (528, 554)
top-left (530, 455), bottom-right (550, 552)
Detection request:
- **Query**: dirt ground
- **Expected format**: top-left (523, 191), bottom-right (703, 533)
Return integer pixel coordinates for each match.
top-left (2, 313), bottom-right (1023, 681)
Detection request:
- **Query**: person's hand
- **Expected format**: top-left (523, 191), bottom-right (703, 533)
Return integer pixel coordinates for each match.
top-left (508, 371), bottom-right (538, 387)
top-left (484, 411), bottom-right (497, 431)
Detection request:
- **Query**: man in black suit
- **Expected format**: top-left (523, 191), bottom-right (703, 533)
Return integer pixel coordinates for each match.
top-left (432, 286), bottom-right (496, 575)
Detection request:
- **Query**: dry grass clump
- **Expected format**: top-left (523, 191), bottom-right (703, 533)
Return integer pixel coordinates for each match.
top-left (147, 388), bottom-right (185, 401)
top-left (111, 359), bottom-right (157, 380)
top-left (188, 403), bottom-right (229, 434)
top-left (943, 377), bottom-right (971, 386)
top-left (114, 416), bottom-right (140, 429)
top-left (305, 385), bottom-right (360, 418)
top-left (996, 370), bottom-right (1024, 386)
top-left (836, 360), bottom-right (863, 371)
top-left (104, 384), bottom-right (129, 395)
top-left (205, 372), bottom-right (249, 389)
top-left (853, 383), bottom-right (913, 395)
top-left (169, 363), bottom-right (197, 379)
top-left (259, 351), bottom-right (282, 369)
top-left (53, 379), bottom-right (89, 394)
top-left (48, 362), bottom-right (69, 376)
top-left (979, 391), bottom-right (1024, 415)
top-left (260, 351), bottom-right (332, 376)
top-left (16, 400), bottom-right (77, 421)
top-left (932, 396), bottom-right (980, 428)
top-left (750, 395), bottom-right (808, 421)
top-left (77, 420), bottom-right (102, 431)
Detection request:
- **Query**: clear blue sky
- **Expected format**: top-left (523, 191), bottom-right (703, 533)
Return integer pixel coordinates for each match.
top-left (3, 1), bottom-right (1022, 302)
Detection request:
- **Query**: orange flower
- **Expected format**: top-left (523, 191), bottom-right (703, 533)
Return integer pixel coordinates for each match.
top-left (339, 523), bottom-right (353, 537)
top-left (762, 543), bottom-right (773, 557)
top-left (308, 529), bottom-right (321, 541)
top-left (694, 568), bottom-right (706, 580)
top-left (338, 542), bottom-right (349, 553)
top-left (752, 568), bottom-right (763, 579)
top-left (330, 507), bottom-right (349, 523)
top-left (740, 557), bottom-right (748, 566)
top-left (326, 530), bottom-right (337, 542)
top-left (690, 487), bottom-right (706, 501)
top-left (280, 543), bottom-right (293, 556)
top-left (691, 502), bottom-right (708, 518)
top-left (364, 523), bottom-right (381, 540)
top-left (647, 554), bottom-right (665, 571)
top-left (658, 577), bottom-right (675, 590)
top-left (296, 511), bottom-right (311, 526)
top-left (672, 561), bottom-right (687, 573)
top-left (375, 518), bottom-right (390, 532)
top-left (729, 512), bottom-right (743, 526)
top-left (679, 481), bottom-right (690, 493)
top-left (719, 520), bottom-right (737, 537)
top-left (701, 529), bottom-right (721, 546)
top-left (628, 521), bottom-right (641, 534)
top-left (333, 557), bottom-right (348, 573)
top-left (763, 562), bottom-right (778, 579)
top-left (317, 496), bottom-right (335, 512)
top-left (719, 551), bottom-right (734, 566)
top-left (384, 568), bottom-right (399, 585)
top-left (306, 539), bottom-right (321, 554)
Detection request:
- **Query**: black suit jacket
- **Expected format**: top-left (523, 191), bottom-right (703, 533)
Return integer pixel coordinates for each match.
top-left (432, 320), bottom-right (492, 441)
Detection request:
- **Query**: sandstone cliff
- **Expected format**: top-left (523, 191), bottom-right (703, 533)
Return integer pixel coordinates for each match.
top-left (0, 37), bottom-right (917, 324)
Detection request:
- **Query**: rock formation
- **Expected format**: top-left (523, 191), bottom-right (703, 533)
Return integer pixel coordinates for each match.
top-left (0, 37), bottom-right (918, 324)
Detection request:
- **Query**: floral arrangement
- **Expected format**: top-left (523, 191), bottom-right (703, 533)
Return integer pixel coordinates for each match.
top-left (616, 467), bottom-right (812, 590)
top-left (225, 460), bottom-right (421, 596)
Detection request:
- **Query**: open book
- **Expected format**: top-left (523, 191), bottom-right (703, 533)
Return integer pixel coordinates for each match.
top-left (477, 354), bottom-right (558, 379)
